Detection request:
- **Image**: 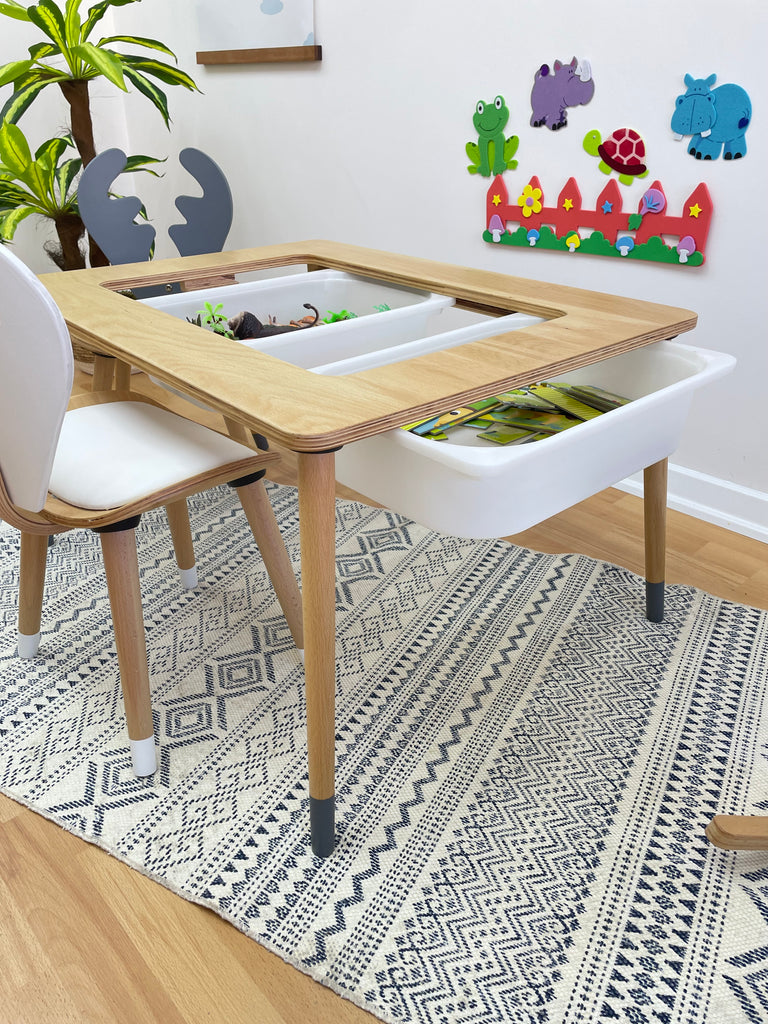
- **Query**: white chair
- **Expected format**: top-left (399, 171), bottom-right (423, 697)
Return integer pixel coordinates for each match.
top-left (0, 244), bottom-right (303, 776)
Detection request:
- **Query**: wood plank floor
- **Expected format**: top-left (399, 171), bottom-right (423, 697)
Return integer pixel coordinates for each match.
top-left (1, 372), bottom-right (765, 1023)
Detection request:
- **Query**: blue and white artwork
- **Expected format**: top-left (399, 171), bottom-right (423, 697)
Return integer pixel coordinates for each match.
top-left (196, 0), bottom-right (315, 50)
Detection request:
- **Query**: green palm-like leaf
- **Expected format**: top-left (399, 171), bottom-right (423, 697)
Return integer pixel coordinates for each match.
top-left (35, 136), bottom-right (68, 165)
top-left (0, 206), bottom-right (36, 240)
top-left (63, 0), bottom-right (82, 44)
top-left (28, 41), bottom-right (59, 61)
top-left (0, 60), bottom-right (34, 88)
top-left (26, 2), bottom-right (69, 55)
top-left (81, 0), bottom-right (140, 41)
top-left (121, 64), bottom-right (170, 126)
top-left (0, 122), bottom-right (33, 178)
top-left (118, 55), bottom-right (198, 91)
top-left (0, 179), bottom-right (36, 208)
top-left (123, 153), bottom-right (165, 175)
top-left (26, 159), bottom-right (54, 203)
top-left (98, 35), bottom-right (177, 60)
top-left (0, 2), bottom-right (30, 22)
top-left (11, 67), bottom-right (69, 89)
top-left (71, 42), bottom-right (126, 89)
top-left (56, 156), bottom-right (81, 199)
top-left (1, 75), bottom-right (65, 123)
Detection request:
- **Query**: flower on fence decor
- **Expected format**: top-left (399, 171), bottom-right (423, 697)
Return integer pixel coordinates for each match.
top-left (517, 184), bottom-right (543, 218)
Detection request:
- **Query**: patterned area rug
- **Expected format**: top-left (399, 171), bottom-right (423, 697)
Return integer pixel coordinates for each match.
top-left (1, 483), bottom-right (766, 1024)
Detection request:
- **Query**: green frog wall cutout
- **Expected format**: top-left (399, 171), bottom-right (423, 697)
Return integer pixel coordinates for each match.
top-left (467, 95), bottom-right (519, 177)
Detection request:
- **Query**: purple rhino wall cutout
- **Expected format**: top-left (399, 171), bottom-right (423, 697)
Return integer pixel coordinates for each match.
top-left (671, 74), bottom-right (751, 160)
top-left (530, 57), bottom-right (594, 131)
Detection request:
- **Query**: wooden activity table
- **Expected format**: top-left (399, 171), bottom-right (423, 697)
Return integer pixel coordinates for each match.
top-left (40, 240), bottom-right (743, 857)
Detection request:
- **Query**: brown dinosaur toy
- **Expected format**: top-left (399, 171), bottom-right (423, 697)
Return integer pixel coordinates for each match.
top-left (228, 303), bottom-right (320, 340)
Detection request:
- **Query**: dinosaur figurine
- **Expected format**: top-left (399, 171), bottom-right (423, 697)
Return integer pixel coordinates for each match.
top-left (228, 304), bottom-right (320, 340)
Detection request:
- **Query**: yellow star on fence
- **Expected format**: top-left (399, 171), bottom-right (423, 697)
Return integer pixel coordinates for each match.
top-left (563, 198), bottom-right (574, 211)
top-left (689, 203), bottom-right (702, 218)
top-left (492, 194), bottom-right (502, 206)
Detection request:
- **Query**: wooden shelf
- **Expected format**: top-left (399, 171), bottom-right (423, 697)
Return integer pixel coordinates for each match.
top-left (196, 45), bottom-right (322, 66)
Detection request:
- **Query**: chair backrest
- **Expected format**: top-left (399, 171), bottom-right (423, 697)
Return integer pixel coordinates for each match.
top-left (169, 148), bottom-right (233, 257)
top-left (77, 148), bottom-right (157, 265)
top-left (0, 245), bottom-right (74, 512)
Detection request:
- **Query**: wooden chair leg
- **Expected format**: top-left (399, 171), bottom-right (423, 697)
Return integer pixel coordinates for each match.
top-left (165, 499), bottom-right (198, 589)
top-left (98, 524), bottom-right (156, 776)
top-left (235, 478), bottom-right (304, 651)
top-left (644, 458), bottom-right (668, 622)
top-left (18, 531), bottom-right (50, 658)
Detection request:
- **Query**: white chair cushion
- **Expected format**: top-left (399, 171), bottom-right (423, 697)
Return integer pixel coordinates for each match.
top-left (49, 401), bottom-right (258, 509)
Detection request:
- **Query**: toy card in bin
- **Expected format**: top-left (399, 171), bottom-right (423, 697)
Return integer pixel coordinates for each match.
top-left (494, 388), bottom-right (559, 412)
top-left (482, 409), bottom-right (581, 433)
top-left (528, 385), bottom-right (603, 420)
top-left (476, 426), bottom-right (538, 445)
top-left (546, 383), bottom-right (631, 413)
top-left (405, 396), bottom-right (502, 436)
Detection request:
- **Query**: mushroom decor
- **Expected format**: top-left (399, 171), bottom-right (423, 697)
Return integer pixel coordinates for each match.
top-left (616, 236), bottom-right (635, 256)
top-left (566, 233), bottom-right (580, 252)
top-left (527, 228), bottom-right (540, 246)
top-left (489, 214), bottom-right (505, 243)
top-left (677, 236), bottom-right (696, 263)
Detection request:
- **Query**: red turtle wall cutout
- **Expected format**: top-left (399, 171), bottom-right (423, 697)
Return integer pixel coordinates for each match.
top-left (583, 127), bottom-right (649, 185)
top-left (484, 174), bottom-right (712, 266)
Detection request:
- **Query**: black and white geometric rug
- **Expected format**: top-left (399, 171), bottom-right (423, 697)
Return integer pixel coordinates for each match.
top-left (1, 483), bottom-right (766, 1024)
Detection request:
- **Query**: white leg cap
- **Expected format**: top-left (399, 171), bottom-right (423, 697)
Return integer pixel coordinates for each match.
top-left (297, 648), bottom-right (305, 663)
top-left (18, 631), bottom-right (41, 658)
top-left (179, 565), bottom-right (198, 590)
top-left (130, 736), bottom-right (157, 776)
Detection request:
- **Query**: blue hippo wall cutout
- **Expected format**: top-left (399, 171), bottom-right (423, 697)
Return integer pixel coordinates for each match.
top-left (671, 74), bottom-right (751, 160)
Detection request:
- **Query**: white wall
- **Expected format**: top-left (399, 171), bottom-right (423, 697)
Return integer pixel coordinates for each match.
top-left (3, 1), bottom-right (766, 539)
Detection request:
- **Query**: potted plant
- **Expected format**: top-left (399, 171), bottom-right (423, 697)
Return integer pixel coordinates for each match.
top-left (0, 0), bottom-right (198, 269)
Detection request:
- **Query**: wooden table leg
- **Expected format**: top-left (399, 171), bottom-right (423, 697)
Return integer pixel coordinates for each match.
top-left (113, 359), bottom-right (133, 391)
top-left (644, 458), bottom-right (668, 622)
top-left (297, 450), bottom-right (338, 857)
top-left (91, 354), bottom-right (116, 391)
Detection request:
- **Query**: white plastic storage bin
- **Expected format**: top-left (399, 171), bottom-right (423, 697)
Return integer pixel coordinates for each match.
top-left (310, 309), bottom-right (544, 375)
top-left (143, 269), bottom-right (455, 366)
top-left (333, 341), bottom-right (735, 538)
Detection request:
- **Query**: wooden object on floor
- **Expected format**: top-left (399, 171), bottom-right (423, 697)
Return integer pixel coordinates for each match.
top-left (706, 815), bottom-right (768, 851)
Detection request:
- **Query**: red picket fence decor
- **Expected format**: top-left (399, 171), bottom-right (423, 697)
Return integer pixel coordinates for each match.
top-left (486, 174), bottom-right (713, 260)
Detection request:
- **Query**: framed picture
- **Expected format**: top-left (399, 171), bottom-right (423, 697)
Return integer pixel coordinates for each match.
top-left (196, 0), bottom-right (321, 65)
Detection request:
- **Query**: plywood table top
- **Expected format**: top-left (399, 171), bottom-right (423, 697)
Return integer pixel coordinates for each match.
top-left (39, 240), bottom-right (697, 452)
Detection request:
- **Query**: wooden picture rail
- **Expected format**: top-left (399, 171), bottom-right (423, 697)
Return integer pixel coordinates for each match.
top-left (196, 45), bottom-right (322, 65)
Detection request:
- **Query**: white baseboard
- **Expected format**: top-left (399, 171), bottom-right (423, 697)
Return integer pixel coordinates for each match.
top-left (617, 464), bottom-right (768, 545)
